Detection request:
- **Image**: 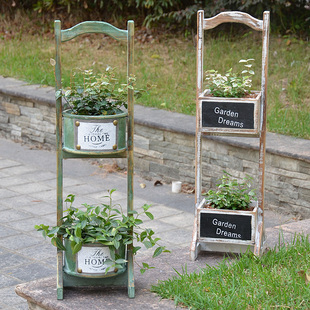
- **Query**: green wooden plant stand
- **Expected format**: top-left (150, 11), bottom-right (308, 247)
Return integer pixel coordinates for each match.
top-left (54, 20), bottom-right (135, 299)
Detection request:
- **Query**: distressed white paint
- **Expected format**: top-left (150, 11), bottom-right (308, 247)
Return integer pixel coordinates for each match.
top-left (197, 200), bottom-right (258, 245)
top-left (191, 10), bottom-right (270, 260)
top-left (199, 91), bottom-right (261, 136)
top-left (203, 11), bottom-right (263, 31)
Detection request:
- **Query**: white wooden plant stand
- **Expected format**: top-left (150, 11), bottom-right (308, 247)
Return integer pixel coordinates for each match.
top-left (190, 10), bottom-right (270, 259)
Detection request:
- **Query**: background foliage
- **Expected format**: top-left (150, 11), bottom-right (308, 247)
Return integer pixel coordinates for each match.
top-left (1, 0), bottom-right (309, 38)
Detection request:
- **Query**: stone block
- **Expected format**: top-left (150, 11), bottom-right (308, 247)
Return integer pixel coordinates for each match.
top-left (299, 161), bottom-right (310, 175)
top-left (22, 127), bottom-right (41, 137)
top-left (134, 157), bottom-right (150, 172)
top-left (179, 167), bottom-right (195, 179)
top-left (291, 179), bottom-right (310, 189)
top-left (178, 144), bottom-right (195, 155)
top-left (265, 190), bottom-right (279, 205)
top-left (149, 162), bottom-right (179, 180)
top-left (162, 150), bottom-right (180, 162)
top-left (44, 133), bottom-right (56, 146)
top-left (39, 104), bottom-right (55, 114)
top-left (0, 113), bottom-right (9, 123)
top-left (269, 155), bottom-right (299, 172)
top-left (20, 106), bottom-right (43, 120)
top-left (2, 102), bottom-right (20, 115)
top-left (135, 124), bottom-right (164, 141)
top-left (43, 115), bottom-right (56, 126)
top-left (150, 141), bottom-right (180, 155)
top-left (11, 98), bottom-right (34, 108)
top-left (177, 152), bottom-right (195, 165)
top-left (134, 146), bottom-right (163, 163)
top-left (297, 206), bottom-right (310, 218)
top-left (30, 119), bottom-right (55, 134)
top-left (230, 148), bottom-right (259, 162)
top-left (210, 155), bottom-right (243, 172)
top-left (267, 166), bottom-right (308, 180)
top-left (164, 131), bottom-right (194, 148)
top-left (0, 123), bottom-right (10, 133)
top-left (135, 134), bottom-right (149, 150)
top-left (298, 187), bottom-right (310, 200)
top-left (11, 124), bottom-right (22, 138)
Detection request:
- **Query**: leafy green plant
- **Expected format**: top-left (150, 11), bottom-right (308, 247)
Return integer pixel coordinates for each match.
top-left (57, 67), bottom-right (141, 116)
top-left (205, 59), bottom-right (255, 98)
top-left (35, 189), bottom-right (169, 273)
top-left (204, 171), bottom-right (256, 210)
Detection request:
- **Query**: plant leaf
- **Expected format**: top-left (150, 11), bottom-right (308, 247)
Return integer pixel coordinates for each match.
top-left (145, 212), bottom-right (154, 220)
top-left (72, 242), bottom-right (82, 254)
top-left (153, 246), bottom-right (163, 258)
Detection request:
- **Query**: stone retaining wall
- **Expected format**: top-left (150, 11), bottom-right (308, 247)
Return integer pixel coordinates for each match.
top-left (0, 76), bottom-right (309, 218)
top-left (132, 122), bottom-right (310, 218)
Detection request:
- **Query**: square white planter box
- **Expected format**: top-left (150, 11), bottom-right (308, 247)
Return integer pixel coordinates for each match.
top-left (197, 199), bottom-right (258, 253)
top-left (198, 91), bottom-right (261, 136)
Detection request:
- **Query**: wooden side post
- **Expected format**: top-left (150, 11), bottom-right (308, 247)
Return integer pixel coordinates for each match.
top-left (127, 19), bottom-right (135, 299)
top-left (54, 19), bottom-right (64, 300)
top-left (254, 11), bottom-right (270, 255)
top-left (190, 10), bottom-right (204, 261)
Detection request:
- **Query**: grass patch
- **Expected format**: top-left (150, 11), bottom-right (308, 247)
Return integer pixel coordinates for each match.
top-left (152, 234), bottom-right (310, 309)
top-left (0, 23), bottom-right (309, 138)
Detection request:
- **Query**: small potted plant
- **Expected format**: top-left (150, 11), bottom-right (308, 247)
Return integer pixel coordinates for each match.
top-left (197, 171), bottom-right (258, 250)
top-left (199, 59), bottom-right (261, 135)
top-left (57, 67), bottom-right (141, 154)
top-left (35, 189), bottom-right (169, 277)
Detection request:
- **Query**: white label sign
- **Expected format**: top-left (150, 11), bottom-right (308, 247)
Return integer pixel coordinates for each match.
top-left (77, 246), bottom-right (112, 274)
top-left (77, 122), bottom-right (116, 150)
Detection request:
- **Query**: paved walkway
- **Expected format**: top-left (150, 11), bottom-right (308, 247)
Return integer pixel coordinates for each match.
top-left (0, 137), bottom-right (309, 309)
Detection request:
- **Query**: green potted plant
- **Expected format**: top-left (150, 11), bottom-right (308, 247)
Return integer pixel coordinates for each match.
top-left (35, 189), bottom-right (169, 277)
top-left (57, 67), bottom-right (141, 154)
top-left (199, 59), bottom-right (261, 135)
top-left (197, 171), bottom-right (258, 250)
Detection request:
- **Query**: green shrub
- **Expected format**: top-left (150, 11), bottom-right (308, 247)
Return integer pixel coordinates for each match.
top-left (2, 0), bottom-right (308, 37)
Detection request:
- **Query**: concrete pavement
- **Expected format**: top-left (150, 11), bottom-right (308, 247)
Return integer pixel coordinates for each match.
top-left (0, 137), bottom-right (308, 309)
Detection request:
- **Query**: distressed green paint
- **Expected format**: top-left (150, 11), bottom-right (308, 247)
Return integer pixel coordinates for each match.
top-left (62, 110), bottom-right (128, 154)
top-left (63, 240), bottom-right (126, 280)
top-left (62, 150), bottom-right (127, 159)
top-left (63, 269), bottom-right (128, 288)
top-left (126, 20), bottom-right (135, 299)
top-left (61, 21), bottom-right (128, 42)
top-left (55, 20), bottom-right (64, 301)
top-left (54, 19), bottom-right (135, 299)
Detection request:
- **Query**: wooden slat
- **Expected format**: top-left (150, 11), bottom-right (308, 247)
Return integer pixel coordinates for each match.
top-left (61, 21), bottom-right (128, 42)
top-left (203, 11), bottom-right (263, 31)
top-left (62, 149), bottom-right (127, 159)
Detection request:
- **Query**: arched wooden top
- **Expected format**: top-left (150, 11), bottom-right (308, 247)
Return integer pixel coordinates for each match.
top-left (58, 20), bottom-right (129, 42)
top-left (203, 11), bottom-right (263, 31)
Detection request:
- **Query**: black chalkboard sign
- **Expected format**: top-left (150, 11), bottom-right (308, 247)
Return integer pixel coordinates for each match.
top-left (201, 101), bottom-right (255, 129)
top-left (200, 211), bottom-right (252, 240)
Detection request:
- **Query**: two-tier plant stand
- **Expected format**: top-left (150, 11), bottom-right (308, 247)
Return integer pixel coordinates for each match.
top-left (54, 20), bottom-right (135, 299)
top-left (190, 11), bottom-right (270, 259)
